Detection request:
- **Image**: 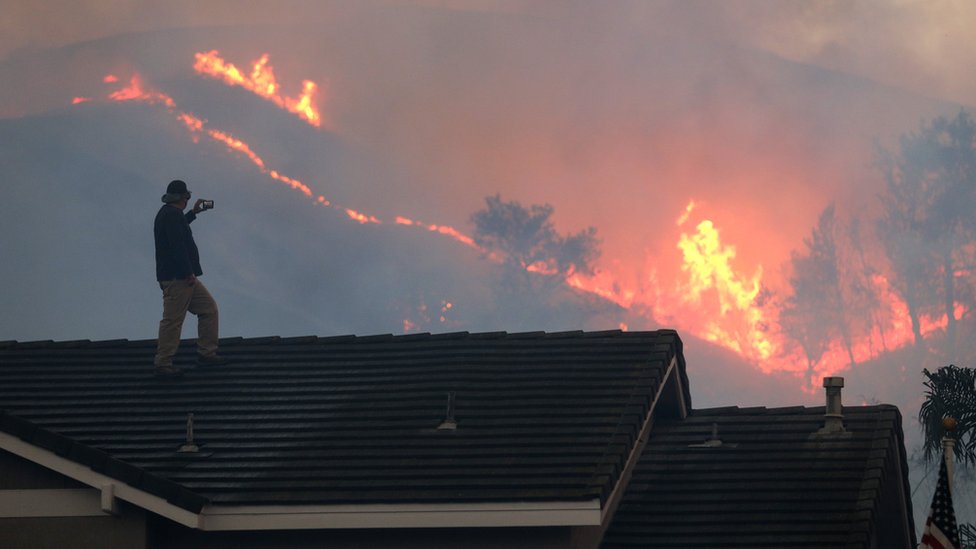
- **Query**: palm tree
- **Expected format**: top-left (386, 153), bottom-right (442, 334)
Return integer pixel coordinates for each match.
top-left (919, 365), bottom-right (976, 465)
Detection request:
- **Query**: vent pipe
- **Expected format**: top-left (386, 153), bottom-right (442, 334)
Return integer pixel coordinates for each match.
top-left (818, 377), bottom-right (846, 434)
top-left (178, 413), bottom-right (199, 453)
top-left (437, 392), bottom-right (457, 431)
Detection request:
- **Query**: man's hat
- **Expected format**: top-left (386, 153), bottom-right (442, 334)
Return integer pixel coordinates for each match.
top-left (162, 180), bottom-right (191, 203)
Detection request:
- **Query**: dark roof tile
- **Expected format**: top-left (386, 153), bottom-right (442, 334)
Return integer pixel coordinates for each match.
top-left (601, 405), bottom-right (913, 549)
top-left (0, 330), bottom-right (685, 514)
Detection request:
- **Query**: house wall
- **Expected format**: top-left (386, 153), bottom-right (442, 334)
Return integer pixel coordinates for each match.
top-left (0, 514), bottom-right (147, 549)
top-left (871, 435), bottom-right (915, 548)
top-left (0, 449), bottom-right (148, 549)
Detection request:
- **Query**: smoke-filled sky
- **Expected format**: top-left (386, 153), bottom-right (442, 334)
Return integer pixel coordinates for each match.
top-left (3, 0), bottom-right (975, 368)
top-left (4, 0), bottom-right (975, 357)
top-left (6, 0), bottom-right (976, 106)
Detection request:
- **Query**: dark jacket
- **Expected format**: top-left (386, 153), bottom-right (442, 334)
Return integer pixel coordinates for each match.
top-left (154, 205), bottom-right (201, 281)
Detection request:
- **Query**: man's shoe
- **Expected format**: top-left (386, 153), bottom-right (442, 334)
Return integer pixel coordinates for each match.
top-left (154, 365), bottom-right (184, 378)
top-left (197, 354), bottom-right (228, 366)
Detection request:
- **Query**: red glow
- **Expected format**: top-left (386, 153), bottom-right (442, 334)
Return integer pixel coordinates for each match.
top-left (72, 97), bottom-right (91, 105)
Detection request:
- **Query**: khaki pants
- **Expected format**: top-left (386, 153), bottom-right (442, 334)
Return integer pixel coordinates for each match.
top-left (154, 279), bottom-right (219, 367)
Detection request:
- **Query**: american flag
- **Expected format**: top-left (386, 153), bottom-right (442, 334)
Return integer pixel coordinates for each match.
top-left (920, 457), bottom-right (960, 549)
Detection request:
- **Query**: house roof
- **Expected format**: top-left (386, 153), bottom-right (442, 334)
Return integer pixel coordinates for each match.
top-left (600, 404), bottom-right (916, 548)
top-left (0, 330), bottom-right (690, 527)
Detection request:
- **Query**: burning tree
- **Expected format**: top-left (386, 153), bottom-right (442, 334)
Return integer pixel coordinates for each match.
top-left (471, 194), bottom-right (600, 296)
top-left (876, 111), bottom-right (976, 349)
top-left (780, 204), bottom-right (878, 375)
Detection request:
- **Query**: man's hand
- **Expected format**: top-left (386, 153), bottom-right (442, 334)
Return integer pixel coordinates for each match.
top-left (187, 274), bottom-right (197, 286)
top-left (192, 199), bottom-right (206, 214)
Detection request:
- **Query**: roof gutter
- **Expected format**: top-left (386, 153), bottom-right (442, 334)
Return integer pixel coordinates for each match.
top-left (199, 500), bottom-right (601, 530)
top-left (0, 430), bottom-right (601, 530)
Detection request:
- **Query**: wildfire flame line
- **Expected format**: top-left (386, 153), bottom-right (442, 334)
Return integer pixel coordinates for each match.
top-left (193, 50), bottom-right (325, 128)
top-left (96, 70), bottom-right (477, 251)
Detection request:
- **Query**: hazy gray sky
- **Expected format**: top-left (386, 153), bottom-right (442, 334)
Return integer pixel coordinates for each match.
top-left (4, 0), bottom-right (976, 106)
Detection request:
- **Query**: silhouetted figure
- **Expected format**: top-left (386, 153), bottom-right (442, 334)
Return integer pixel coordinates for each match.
top-left (153, 179), bottom-right (226, 376)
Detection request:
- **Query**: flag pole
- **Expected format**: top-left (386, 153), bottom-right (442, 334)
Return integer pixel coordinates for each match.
top-left (942, 417), bottom-right (956, 496)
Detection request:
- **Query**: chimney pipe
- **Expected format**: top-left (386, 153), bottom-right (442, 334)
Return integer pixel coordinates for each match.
top-left (819, 377), bottom-right (846, 434)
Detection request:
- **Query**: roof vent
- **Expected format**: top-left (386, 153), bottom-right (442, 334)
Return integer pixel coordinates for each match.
top-left (436, 392), bottom-right (457, 431)
top-left (178, 413), bottom-right (199, 453)
top-left (688, 423), bottom-right (731, 448)
top-left (817, 377), bottom-right (847, 435)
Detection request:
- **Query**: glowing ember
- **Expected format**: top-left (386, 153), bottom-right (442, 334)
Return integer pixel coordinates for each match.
top-left (396, 216), bottom-right (479, 249)
top-left (72, 97), bottom-right (91, 105)
top-left (193, 50), bottom-right (324, 128)
top-left (346, 209), bottom-right (382, 224)
top-left (103, 75), bottom-right (118, 83)
top-left (177, 113), bottom-right (205, 132)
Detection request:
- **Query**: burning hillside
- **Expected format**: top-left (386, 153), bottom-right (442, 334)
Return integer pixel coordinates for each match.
top-left (71, 43), bottom-right (972, 387)
top-left (0, 4), bottom-right (969, 397)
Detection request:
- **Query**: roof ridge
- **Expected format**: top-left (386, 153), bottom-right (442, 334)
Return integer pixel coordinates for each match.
top-left (0, 329), bottom-right (674, 350)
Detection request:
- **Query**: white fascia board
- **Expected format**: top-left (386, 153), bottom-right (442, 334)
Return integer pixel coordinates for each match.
top-left (199, 500), bottom-right (603, 531)
top-left (0, 431), bottom-right (201, 528)
top-left (1, 431), bottom-right (601, 531)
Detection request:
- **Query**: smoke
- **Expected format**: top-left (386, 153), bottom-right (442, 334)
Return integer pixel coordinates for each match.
top-left (2, 0), bottom-right (971, 371)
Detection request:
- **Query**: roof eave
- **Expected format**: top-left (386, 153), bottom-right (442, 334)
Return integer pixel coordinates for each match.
top-left (0, 430), bottom-right (602, 530)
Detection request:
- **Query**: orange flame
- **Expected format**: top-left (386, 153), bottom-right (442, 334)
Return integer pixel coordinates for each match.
top-left (570, 201), bottom-right (775, 363)
top-left (193, 50), bottom-right (324, 128)
top-left (107, 75), bottom-right (175, 108)
top-left (676, 219), bottom-right (773, 359)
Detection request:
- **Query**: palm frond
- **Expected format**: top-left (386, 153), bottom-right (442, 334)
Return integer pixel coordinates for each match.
top-left (919, 365), bottom-right (976, 465)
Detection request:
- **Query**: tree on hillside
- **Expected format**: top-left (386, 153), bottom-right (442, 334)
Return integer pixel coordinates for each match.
top-left (876, 111), bottom-right (976, 348)
top-left (919, 364), bottom-right (976, 466)
top-left (471, 194), bottom-right (600, 296)
top-left (846, 217), bottom-right (891, 355)
top-left (781, 204), bottom-right (874, 374)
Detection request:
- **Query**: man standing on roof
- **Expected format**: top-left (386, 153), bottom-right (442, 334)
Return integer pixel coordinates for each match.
top-left (153, 179), bottom-right (227, 377)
